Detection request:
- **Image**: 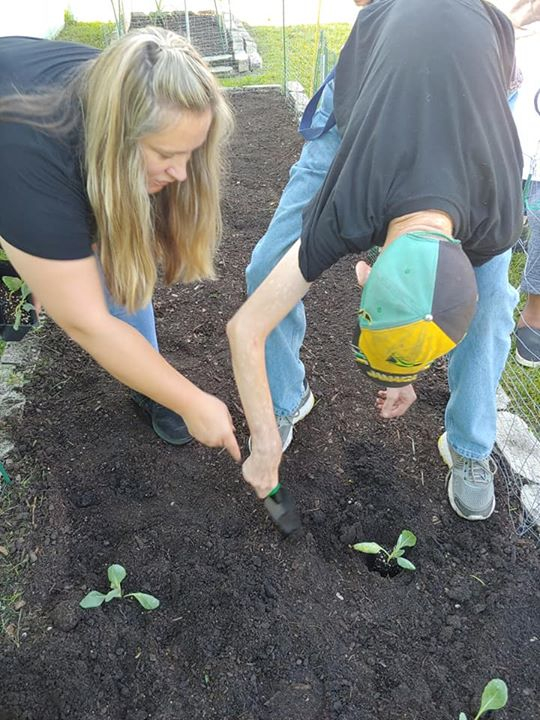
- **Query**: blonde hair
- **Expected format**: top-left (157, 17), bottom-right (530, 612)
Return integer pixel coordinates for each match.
top-left (0, 28), bottom-right (233, 311)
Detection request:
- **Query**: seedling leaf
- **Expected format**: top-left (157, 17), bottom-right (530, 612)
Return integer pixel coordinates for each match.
top-left (127, 592), bottom-right (160, 610)
top-left (2, 276), bottom-right (23, 293)
top-left (80, 591), bottom-right (107, 608)
top-left (476, 679), bottom-right (508, 716)
top-left (108, 564), bottom-right (126, 590)
top-left (22, 303), bottom-right (35, 312)
top-left (352, 542), bottom-right (382, 554)
top-left (396, 557), bottom-right (416, 571)
top-left (104, 588), bottom-right (122, 602)
top-left (459, 714), bottom-right (468, 720)
top-left (395, 530), bottom-right (416, 551)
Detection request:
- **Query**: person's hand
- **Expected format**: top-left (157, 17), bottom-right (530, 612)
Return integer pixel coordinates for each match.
top-left (242, 445), bottom-right (282, 499)
top-left (375, 384), bottom-right (417, 418)
top-left (184, 392), bottom-right (241, 461)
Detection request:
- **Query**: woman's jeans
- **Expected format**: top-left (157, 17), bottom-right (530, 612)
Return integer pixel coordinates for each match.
top-left (246, 81), bottom-right (518, 459)
top-left (98, 260), bottom-right (159, 350)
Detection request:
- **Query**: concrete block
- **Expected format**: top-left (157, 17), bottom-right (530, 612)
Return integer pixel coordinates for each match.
top-left (1, 331), bottom-right (42, 366)
top-left (287, 80), bottom-right (309, 116)
top-left (0, 437), bottom-right (14, 459)
top-left (496, 386), bottom-right (511, 410)
top-left (496, 410), bottom-right (540, 484)
top-left (249, 51), bottom-right (263, 70)
top-left (234, 50), bottom-right (249, 73)
top-left (0, 385), bottom-right (25, 418)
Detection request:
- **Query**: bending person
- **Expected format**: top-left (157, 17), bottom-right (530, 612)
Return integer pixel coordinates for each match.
top-left (0, 29), bottom-right (240, 460)
top-left (229, 0), bottom-right (522, 521)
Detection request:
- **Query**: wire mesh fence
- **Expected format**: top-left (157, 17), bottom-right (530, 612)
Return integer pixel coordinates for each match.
top-left (498, 176), bottom-right (540, 542)
top-left (127, 1), bottom-right (351, 98)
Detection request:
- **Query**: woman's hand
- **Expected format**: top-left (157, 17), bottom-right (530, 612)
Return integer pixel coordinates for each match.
top-left (242, 446), bottom-right (282, 499)
top-left (184, 391), bottom-right (241, 462)
top-left (375, 384), bottom-right (417, 418)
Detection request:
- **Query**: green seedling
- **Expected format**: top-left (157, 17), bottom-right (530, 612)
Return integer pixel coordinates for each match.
top-left (80, 564), bottom-right (159, 610)
top-left (1, 276), bottom-right (35, 331)
top-left (459, 679), bottom-right (508, 720)
top-left (352, 529), bottom-right (417, 570)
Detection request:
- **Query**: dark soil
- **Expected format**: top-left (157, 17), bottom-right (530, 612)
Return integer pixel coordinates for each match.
top-left (0, 292), bottom-right (32, 328)
top-left (1, 89), bottom-right (539, 720)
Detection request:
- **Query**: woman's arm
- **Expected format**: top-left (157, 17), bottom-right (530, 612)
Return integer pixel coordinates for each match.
top-left (1, 238), bottom-right (240, 460)
top-left (227, 240), bottom-right (311, 497)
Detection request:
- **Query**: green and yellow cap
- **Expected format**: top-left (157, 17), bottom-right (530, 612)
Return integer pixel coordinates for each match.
top-left (352, 232), bottom-right (478, 386)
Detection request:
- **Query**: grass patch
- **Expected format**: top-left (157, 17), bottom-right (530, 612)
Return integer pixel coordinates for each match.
top-left (53, 15), bottom-right (349, 94)
top-left (222, 23), bottom-right (350, 93)
top-left (54, 11), bottom-right (115, 49)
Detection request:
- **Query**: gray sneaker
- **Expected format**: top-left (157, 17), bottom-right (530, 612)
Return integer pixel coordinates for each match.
top-left (438, 432), bottom-right (496, 521)
top-left (276, 383), bottom-right (315, 451)
top-left (515, 326), bottom-right (540, 369)
top-left (249, 383), bottom-right (315, 454)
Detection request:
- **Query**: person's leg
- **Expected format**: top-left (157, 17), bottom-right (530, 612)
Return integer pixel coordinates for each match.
top-left (445, 249), bottom-right (518, 458)
top-left (516, 181), bottom-right (540, 366)
top-left (439, 250), bottom-right (518, 520)
top-left (99, 263), bottom-right (191, 445)
top-left (104, 288), bottom-right (159, 350)
top-left (246, 81), bottom-right (341, 418)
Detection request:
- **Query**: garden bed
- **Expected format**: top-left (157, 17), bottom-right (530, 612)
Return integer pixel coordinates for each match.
top-left (1, 89), bottom-right (538, 720)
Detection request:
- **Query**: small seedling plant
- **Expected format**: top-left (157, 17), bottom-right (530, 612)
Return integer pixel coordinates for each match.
top-left (80, 564), bottom-right (160, 610)
top-left (459, 679), bottom-right (508, 720)
top-left (352, 529), bottom-right (417, 571)
top-left (1, 276), bottom-right (35, 330)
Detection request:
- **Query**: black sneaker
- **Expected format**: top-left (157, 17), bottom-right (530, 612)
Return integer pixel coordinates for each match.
top-left (515, 326), bottom-right (540, 369)
top-left (131, 392), bottom-right (192, 445)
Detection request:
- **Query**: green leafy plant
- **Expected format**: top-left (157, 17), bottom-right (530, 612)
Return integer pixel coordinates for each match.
top-left (459, 679), bottom-right (508, 720)
top-left (80, 564), bottom-right (160, 610)
top-left (1, 276), bottom-right (35, 331)
top-left (352, 529), bottom-right (417, 570)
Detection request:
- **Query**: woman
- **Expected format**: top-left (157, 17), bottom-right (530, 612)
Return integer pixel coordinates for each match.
top-left (0, 28), bottom-right (240, 460)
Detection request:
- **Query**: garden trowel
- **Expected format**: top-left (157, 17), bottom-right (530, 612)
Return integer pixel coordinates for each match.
top-left (264, 483), bottom-right (302, 536)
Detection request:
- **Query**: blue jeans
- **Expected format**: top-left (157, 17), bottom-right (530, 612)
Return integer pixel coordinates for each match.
top-left (521, 180), bottom-right (540, 296)
top-left (446, 250), bottom-right (518, 458)
top-left (246, 81), bottom-right (519, 458)
top-left (246, 81), bottom-right (341, 416)
top-left (97, 259), bottom-right (159, 350)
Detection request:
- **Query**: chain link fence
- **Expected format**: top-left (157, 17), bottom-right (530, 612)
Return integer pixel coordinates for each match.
top-left (498, 176), bottom-right (540, 541)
